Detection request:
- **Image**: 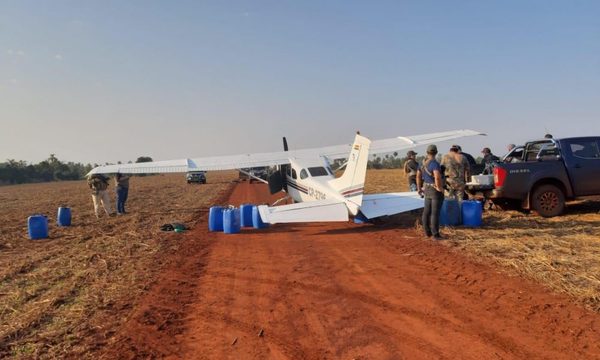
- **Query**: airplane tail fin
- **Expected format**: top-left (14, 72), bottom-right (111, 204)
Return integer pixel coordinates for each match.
top-left (329, 133), bottom-right (371, 215)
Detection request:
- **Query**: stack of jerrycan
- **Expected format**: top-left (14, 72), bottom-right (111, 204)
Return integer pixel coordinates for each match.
top-left (440, 198), bottom-right (483, 227)
top-left (208, 204), bottom-right (269, 233)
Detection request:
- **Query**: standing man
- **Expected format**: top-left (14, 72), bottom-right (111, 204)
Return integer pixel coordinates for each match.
top-left (454, 145), bottom-right (475, 176)
top-left (115, 172), bottom-right (130, 215)
top-left (417, 145), bottom-right (445, 240)
top-left (441, 145), bottom-right (468, 203)
top-left (87, 174), bottom-right (113, 218)
top-left (481, 147), bottom-right (500, 174)
top-left (504, 144), bottom-right (522, 163)
top-left (403, 150), bottom-right (419, 192)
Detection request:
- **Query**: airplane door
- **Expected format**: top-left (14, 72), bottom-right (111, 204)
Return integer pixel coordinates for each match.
top-left (564, 139), bottom-right (600, 196)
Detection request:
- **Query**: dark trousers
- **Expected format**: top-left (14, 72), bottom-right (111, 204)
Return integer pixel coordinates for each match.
top-left (422, 186), bottom-right (444, 236)
top-left (116, 186), bottom-right (129, 214)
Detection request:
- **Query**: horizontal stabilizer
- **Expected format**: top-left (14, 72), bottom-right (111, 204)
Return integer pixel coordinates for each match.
top-left (258, 200), bottom-right (348, 224)
top-left (360, 192), bottom-right (424, 219)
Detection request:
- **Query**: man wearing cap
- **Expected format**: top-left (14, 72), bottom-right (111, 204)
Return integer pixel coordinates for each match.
top-left (416, 144), bottom-right (445, 240)
top-left (481, 147), bottom-right (500, 174)
top-left (454, 145), bottom-right (475, 176)
top-left (504, 144), bottom-right (522, 163)
top-left (403, 150), bottom-right (419, 191)
top-left (441, 145), bottom-right (469, 204)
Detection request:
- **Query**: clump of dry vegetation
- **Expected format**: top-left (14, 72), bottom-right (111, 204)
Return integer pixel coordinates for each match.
top-left (0, 172), bottom-right (236, 358)
top-left (366, 169), bottom-right (600, 312)
top-left (446, 204), bottom-right (600, 312)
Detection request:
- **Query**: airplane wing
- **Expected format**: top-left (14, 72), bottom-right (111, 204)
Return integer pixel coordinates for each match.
top-left (320, 129), bottom-right (485, 159)
top-left (360, 192), bottom-right (425, 219)
top-left (257, 199), bottom-right (349, 224)
top-left (87, 129), bottom-right (484, 175)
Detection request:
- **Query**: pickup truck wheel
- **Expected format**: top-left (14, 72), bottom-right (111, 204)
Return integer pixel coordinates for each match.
top-left (532, 184), bottom-right (564, 217)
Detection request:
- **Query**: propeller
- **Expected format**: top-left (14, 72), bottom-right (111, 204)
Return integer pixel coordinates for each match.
top-left (268, 136), bottom-right (289, 194)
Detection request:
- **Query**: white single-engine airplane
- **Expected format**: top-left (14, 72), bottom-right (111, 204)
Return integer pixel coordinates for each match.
top-left (88, 129), bottom-right (483, 224)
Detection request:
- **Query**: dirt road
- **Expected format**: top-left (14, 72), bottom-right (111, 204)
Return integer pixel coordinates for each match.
top-left (106, 182), bottom-right (600, 359)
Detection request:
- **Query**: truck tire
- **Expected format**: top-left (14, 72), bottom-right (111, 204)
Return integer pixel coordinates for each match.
top-left (532, 184), bottom-right (564, 217)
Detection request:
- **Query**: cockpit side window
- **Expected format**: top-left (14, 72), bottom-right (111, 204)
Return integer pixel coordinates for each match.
top-left (292, 169), bottom-right (297, 179)
top-left (308, 167), bottom-right (329, 177)
top-left (300, 169), bottom-right (309, 180)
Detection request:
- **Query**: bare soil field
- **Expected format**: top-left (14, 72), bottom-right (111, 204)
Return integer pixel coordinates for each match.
top-left (102, 178), bottom-right (600, 359)
top-left (366, 169), bottom-right (600, 312)
top-left (0, 172), bottom-right (237, 358)
top-left (1, 168), bottom-right (600, 359)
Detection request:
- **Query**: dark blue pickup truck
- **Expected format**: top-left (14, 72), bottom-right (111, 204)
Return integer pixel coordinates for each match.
top-left (490, 137), bottom-right (600, 217)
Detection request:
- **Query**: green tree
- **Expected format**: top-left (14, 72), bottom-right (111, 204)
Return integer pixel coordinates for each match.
top-left (135, 156), bottom-right (153, 163)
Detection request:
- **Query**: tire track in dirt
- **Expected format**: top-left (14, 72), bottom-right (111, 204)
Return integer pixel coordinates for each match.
top-left (97, 183), bottom-right (238, 360)
top-left (325, 238), bottom-right (527, 359)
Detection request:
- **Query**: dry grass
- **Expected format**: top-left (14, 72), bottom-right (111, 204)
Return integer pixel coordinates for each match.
top-left (365, 169), bottom-right (600, 312)
top-left (0, 172), bottom-right (237, 358)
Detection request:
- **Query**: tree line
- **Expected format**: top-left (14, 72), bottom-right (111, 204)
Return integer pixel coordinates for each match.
top-left (0, 155), bottom-right (153, 185)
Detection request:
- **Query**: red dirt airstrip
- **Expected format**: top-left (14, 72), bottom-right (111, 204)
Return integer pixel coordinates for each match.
top-left (104, 182), bottom-right (600, 359)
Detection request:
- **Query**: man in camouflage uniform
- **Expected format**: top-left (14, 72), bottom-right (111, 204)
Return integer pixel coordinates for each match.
top-left (403, 150), bottom-right (419, 191)
top-left (441, 145), bottom-right (469, 203)
top-left (455, 144), bottom-right (475, 176)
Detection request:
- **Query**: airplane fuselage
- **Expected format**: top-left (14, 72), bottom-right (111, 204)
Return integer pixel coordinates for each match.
top-left (283, 158), bottom-right (355, 210)
top-left (287, 174), bottom-right (333, 203)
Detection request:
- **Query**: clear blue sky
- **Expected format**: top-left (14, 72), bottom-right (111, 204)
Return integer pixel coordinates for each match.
top-left (1, 1), bottom-right (598, 164)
